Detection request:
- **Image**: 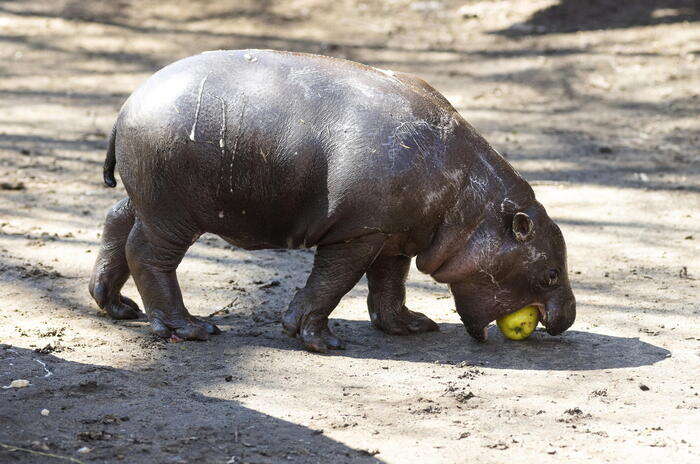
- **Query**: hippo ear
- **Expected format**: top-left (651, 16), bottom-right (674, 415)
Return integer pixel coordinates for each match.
top-left (512, 212), bottom-right (533, 242)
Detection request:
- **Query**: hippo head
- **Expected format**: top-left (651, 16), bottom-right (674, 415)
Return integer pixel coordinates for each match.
top-left (417, 201), bottom-right (575, 341)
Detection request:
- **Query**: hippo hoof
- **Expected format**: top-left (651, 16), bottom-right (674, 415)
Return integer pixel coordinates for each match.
top-left (149, 314), bottom-right (221, 341)
top-left (283, 309), bottom-right (345, 353)
top-left (372, 307), bottom-right (439, 335)
top-left (90, 281), bottom-right (143, 320)
top-left (104, 296), bottom-right (144, 320)
top-left (300, 319), bottom-right (346, 353)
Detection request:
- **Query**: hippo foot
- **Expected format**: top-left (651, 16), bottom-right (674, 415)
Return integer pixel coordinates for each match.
top-left (90, 281), bottom-right (144, 320)
top-left (283, 310), bottom-right (345, 353)
top-left (300, 317), bottom-right (346, 353)
top-left (148, 311), bottom-right (221, 341)
top-left (104, 296), bottom-right (144, 320)
top-left (371, 306), bottom-right (439, 335)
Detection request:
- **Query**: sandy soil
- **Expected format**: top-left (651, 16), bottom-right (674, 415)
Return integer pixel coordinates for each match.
top-left (1, 1), bottom-right (699, 463)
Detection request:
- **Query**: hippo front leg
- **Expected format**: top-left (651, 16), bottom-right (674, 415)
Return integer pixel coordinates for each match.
top-left (282, 234), bottom-right (385, 353)
top-left (366, 255), bottom-right (439, 335)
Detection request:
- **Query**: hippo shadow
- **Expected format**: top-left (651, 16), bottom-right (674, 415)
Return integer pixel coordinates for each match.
top-left (229, 318), bottom-right (671, 371)
top-left (179, 246), bottom-right (670, 372)
top-left (350, 322), bottom-right (671, 371)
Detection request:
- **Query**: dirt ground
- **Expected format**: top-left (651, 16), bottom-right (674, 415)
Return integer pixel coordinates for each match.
top-left (0, 1), bottom-right (699, 463)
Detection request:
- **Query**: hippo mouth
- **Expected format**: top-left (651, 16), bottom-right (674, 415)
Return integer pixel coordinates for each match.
top-left (454, 280), bottom-right (576, 342)
top-left (465, 302), bottom-right (548, 342)
top-left (532, 302), bottom-right (548, 326)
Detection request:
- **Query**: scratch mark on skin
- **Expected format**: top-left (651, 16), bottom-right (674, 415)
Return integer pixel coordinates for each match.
top-left (189, 73), bottom-right (211, 142)
top-left (383, 120), bottom-right (447, 172)
top-left (228, 100), bottom-right (247, 194)
top-left (481, 269), bottom-right (500, 288)
top-left (478, 155), bottom-right (506, 191)
top-left (526, 245), bottom-right (547, 262)
top-left (468, 173), bottom-right (488, 202)
top-left (215, 96), bottom-right (227, 200)
top-left (375, 67), bottom-right (401, 84)
top-left (217, 97), bottom-right (227, 151)
top-left (481, 269), bottom-right (510, 306)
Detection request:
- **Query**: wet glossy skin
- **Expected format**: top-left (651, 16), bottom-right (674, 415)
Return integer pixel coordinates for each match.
top-left (90, 49), bottom-right (575, 352)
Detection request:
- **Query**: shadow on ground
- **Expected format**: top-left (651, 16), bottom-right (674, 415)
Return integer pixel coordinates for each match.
top-left (0, 240), bottom-right (671, 376)
top-left (495, 0), bottom-right (699, 36)
top-left (199, 318), bottom-right (672, 372)
top-left (1, 0), bottom-right (698, 196)
top-left (0, 346), bottom-right (385, 464)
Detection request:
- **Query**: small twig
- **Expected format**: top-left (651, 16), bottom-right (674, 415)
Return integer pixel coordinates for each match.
top-left (0, 442), bottom-right (86, 464)
top-left (35, 359), bottom-right (53, 378)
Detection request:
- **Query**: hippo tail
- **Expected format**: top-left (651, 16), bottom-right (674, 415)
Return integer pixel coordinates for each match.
top-left (103, 123), bottom-right (118, 188)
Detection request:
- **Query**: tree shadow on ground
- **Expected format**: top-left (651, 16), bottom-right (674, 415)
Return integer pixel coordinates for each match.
top-left (0, 346), bottom-right (385, 464)
top-left (495, 0), bottom-right (699, 36)
top-left (1, 0), bottom-right (698, 197)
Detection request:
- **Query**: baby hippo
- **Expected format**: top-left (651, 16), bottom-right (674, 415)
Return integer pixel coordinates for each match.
top-left (89, 50), bottom-right (576, 352)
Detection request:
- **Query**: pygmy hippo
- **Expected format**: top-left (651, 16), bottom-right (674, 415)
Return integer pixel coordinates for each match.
top-left (89, 49), bottom-right (576, 352)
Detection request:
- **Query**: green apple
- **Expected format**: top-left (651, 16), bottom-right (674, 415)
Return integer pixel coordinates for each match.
top-left (497, 305), bottom-right (539, 340)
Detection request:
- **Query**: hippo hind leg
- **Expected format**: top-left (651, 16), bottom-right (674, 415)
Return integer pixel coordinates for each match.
top-left (125, 219), bottom-right (220, 341)
top-left (366, 255), bottom-right (439, 335)
top-left (89, 197), bottom-right (143, 320)
top-left (282, 234), bottom-right (385, 353)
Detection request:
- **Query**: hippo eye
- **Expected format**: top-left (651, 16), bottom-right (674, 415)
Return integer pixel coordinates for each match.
top-left (543, 269), bottom-right (559, 287)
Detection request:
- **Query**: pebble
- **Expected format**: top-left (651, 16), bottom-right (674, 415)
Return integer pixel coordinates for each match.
top-left (3, 379), bottom-right (29, 389)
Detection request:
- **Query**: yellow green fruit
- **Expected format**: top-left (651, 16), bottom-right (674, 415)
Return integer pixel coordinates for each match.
top-left (497, 305), bottom-right (539, 340)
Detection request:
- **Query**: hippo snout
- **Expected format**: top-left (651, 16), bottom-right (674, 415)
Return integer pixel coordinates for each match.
top-left (543, 294), bottom-right (576, 335)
